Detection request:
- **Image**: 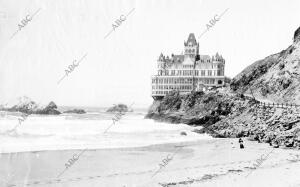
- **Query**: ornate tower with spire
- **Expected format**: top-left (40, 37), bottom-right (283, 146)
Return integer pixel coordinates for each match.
top-left (184, 33), bottom-right (199, 60)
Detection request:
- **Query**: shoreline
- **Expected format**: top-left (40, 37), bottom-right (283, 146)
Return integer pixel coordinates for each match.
top-left (1, 138), bottom-right (300, 187)
top-left (0, 138), bottom-right (216, 155)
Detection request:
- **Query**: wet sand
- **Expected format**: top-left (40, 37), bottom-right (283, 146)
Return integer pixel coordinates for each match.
top-left (0, 138), bottom-right (300, 187)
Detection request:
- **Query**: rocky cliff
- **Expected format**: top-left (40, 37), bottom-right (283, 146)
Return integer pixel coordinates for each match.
top-left (230, 26), bottom-right (300, 104)
top-left (146, 90), bottom-right (300, 149)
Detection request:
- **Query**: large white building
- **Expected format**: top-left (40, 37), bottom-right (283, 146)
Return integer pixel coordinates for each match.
top-left (151, 33), bottom-right (225, 99)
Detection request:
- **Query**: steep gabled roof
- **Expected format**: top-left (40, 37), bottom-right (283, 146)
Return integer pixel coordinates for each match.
top-left (185, 33), bottom-right (197, 46)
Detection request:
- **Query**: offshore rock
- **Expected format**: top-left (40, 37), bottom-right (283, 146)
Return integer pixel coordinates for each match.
top-left (1, 97), bottom-right (61, 115)
top-left (63, 109), bottom-right (86, 114)
top-left (106, 104), bottom-right (133, 113)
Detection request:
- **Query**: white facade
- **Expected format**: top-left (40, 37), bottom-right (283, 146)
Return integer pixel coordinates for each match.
top-left (151, 33), bottom-right (225, 99)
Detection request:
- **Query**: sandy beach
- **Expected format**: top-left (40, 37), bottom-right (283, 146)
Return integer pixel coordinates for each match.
top-left (1, 0), bottom-right (300, 186)
top-left (1, 138), bottom-right (300, 187)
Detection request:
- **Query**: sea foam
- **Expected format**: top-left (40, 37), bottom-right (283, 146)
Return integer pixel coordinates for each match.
top-left (0, 111), bottom-right (212, 153)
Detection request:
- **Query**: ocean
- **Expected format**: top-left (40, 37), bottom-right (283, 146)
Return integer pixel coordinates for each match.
top-left (0, 108), bottom-right (211, 154)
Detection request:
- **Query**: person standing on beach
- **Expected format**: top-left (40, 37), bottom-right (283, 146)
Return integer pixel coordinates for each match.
top-left (239, 138), bottom-right (244, 149)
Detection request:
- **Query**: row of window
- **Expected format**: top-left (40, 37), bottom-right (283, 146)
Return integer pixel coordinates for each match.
top-left (153, 85), bottom-right (193, 90)
top-left (152, 78), bottom-right (218, 85)
top-left (152, 78), bottom-right (193, 84)
top-left (158, 70), bottom-right (224, 76)
top-left (198, 59), bottom-right (224, 63)
top-left (152, 91), bottom-right (175, 95)
top-left (182, 65), bottom-right (194, 68)
top-left (159, 64), bottom-right (223, 69)
top-left (185, 48), bottom-right (196, 54)
top-left (200, 79), bottom-right (215, 84)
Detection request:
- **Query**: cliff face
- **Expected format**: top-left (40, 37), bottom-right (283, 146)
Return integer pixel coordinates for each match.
top-left (146, 91), bottom-right (300, 148)
top-left (146, 91), bottom-right (257, 137)
top-left (230, 27), bottom-right (300, 104)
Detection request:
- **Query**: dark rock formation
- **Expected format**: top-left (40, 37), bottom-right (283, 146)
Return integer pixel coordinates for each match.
top-left (36, 101), bottom-right (61, 115)
top-left (180, 131), bottom-right (187, 136)
top-left (63, 109), bottom-right (86, 114)
top-left (1, 98), bottom-right (61, 115)
top-left (106, 104), bottom-right (132, 113)
top-left (294, 26), bottom-right (300, 43)
top-left (146, 90), bottom-right (300, 149)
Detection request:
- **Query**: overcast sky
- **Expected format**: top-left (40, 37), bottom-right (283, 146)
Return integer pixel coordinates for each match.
top-left (0, 0), bottom-right (299, 108)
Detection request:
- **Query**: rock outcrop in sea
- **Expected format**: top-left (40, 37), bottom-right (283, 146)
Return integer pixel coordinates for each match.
top-left (1, 96), bottom-right (61, 115)
top-left (36, 101), bottom-right (61, 115)
top-left (106, 104), bottom-right (133, 113)
top-left (63, 109), bottom-right (86, 114)
top-left (0, 97), bottom-right (89, 115)
top-left (0, 96), bottom-right (91, 115)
